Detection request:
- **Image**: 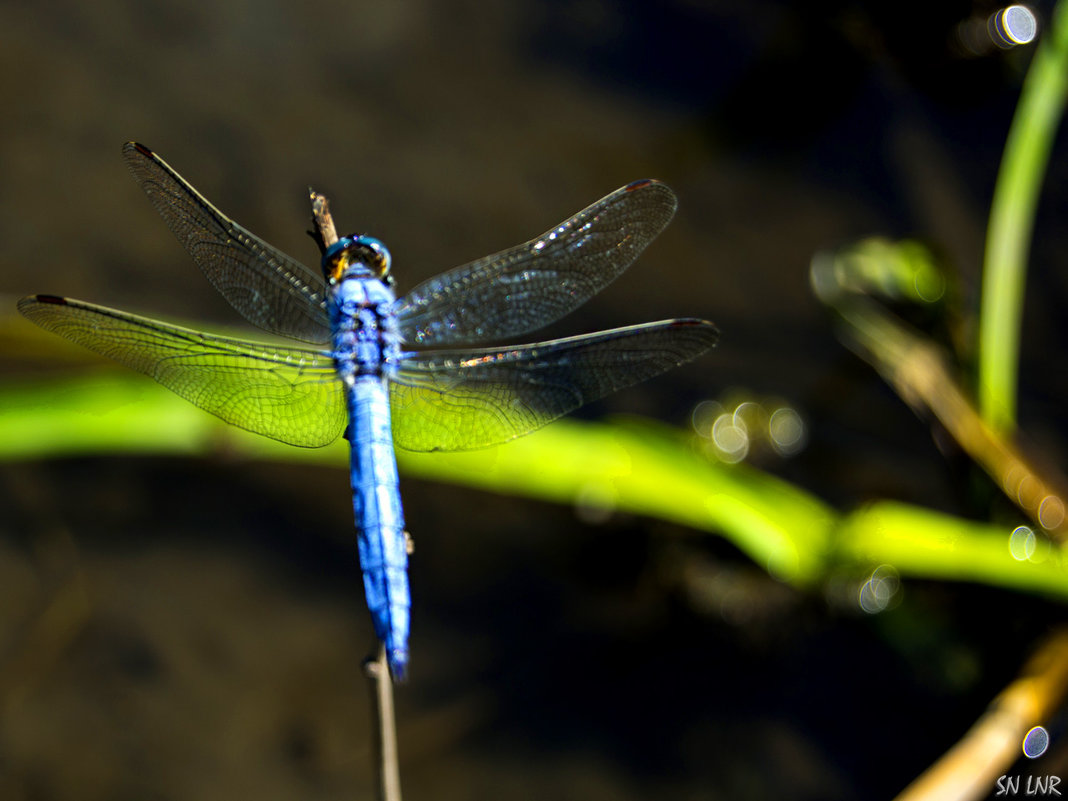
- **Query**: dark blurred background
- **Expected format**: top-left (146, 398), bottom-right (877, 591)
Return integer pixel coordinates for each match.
top-left (2, 1), bottom-right (1068, 799)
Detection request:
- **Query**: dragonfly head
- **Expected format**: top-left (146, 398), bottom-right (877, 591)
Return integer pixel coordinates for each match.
top-left (322, 235), bottom-right (393, 284)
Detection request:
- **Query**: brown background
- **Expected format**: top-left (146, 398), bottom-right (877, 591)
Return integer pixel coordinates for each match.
top-left (2, 1), bottom-right (1068, 799)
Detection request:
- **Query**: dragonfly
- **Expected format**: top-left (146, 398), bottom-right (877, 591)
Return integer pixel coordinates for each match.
top-left (18, 143), bottom-right (719, 680)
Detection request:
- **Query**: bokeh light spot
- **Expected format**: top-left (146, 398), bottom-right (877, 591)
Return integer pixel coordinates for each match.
top-left (574, 481), bottom-right (617, 525)
top-left (858, 565), bottom-right (900, 613)
top-left (1038, 495), bottom-right (1066, 531)
top-left (993, 5), bottom-right (1038, 46)
top-left (691, 400), bottom-right (722, 439)
top-left (1023, 726), bottom-right (1050, 758)
top-left (712, 413), bottom-right (749, 463)
top-left (1008, 525), bottom-right (1036, 561)
top-left (769, 407), bottom-right (806, 456)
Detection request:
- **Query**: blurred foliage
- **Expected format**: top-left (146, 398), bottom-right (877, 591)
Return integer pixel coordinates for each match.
top-left (979, 0), bottom-right (1068, 433)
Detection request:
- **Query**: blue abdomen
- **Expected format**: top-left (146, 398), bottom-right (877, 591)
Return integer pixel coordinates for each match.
top-left (347, 375), bottom-right (409, 678)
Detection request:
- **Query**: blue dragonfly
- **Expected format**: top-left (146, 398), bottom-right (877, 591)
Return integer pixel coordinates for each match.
top-left (18, 143), bottom-right (718, 680)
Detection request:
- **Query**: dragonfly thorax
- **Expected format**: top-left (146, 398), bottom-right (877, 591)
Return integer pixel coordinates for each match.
top-left (322, 235), bottom-right (392, 284)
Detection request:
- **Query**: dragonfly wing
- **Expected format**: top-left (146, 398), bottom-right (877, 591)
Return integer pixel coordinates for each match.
top-left (394, 179), bottom-right (677, 347)
top-left (390, 318), bottom-right (718, 451)
top-left (122, 142), bottom-right (331, 344)
top-left (18, 295), bottom-right (345, 448)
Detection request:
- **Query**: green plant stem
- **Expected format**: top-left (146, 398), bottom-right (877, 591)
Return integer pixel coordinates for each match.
top-left (5, 373), bottom-right (1065, 601)
top-left (979, 1), bottom-right (1068, 432)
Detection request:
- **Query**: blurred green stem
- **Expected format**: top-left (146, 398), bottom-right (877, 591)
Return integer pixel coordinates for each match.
top-left (5, 373), bottom-right (1065, 602)
top-left (979, 1), bottom-right (1068, 432)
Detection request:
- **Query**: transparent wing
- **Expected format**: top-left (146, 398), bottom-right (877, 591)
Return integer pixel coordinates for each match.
top-left (394, 179), bottom-right (677, 347)
top-left (18, 295), bottom-right (345, 448)
top-left (122, 142), bottom-right (331, 344)
top-left (390, 318), bottom-right (718, 451)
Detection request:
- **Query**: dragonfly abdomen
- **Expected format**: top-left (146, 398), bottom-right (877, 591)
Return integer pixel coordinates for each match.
top-left (346, 375), bottom-right (410, 679)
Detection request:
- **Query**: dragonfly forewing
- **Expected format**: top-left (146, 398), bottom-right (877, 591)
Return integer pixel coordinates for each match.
top-left (122, 142), bottom-right (331, 344)
top-left (394, 179), bottom-right (677, 348)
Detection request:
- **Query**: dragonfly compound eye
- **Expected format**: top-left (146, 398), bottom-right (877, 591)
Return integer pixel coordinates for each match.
top-left (356, 236), bottom-right (392, 278)
top-left (323, 235), bottom-right (393, 282)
